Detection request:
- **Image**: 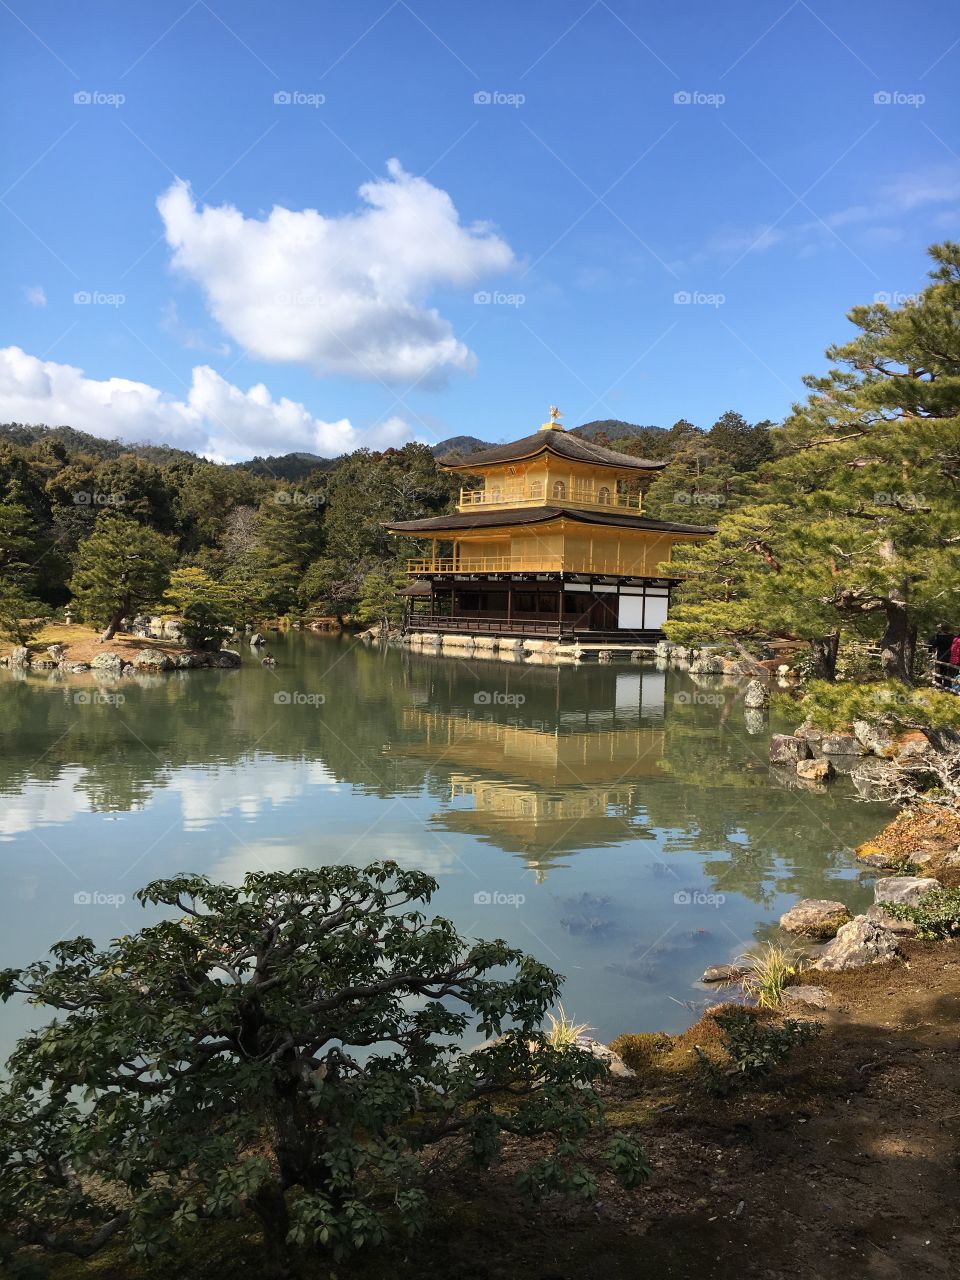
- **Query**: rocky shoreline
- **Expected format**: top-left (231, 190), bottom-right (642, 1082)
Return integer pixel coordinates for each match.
top-left (0, 640), bottom-right (242, 676)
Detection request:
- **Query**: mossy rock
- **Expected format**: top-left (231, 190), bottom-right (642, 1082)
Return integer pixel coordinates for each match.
top-left (608, 1031), bottom-right (672, 1074)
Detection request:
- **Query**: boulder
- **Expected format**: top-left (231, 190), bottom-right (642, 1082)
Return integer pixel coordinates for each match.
top-left (47, 644), bottom-right (66, 663)
top-left (852, 718), bottom-right (894, 757)
top-left (90, 652), bottom-right (125, 674)
top-left (654, 640), bottom-right (673, 658)
top-left (797, 757), bottom-right (834, 782)
top-left (855, 841), bottom-right (899, 870)
top-left (813, 915), bottom-right (900, 971)
top-left (249, 633), bottom-right (266, 646)
top-left (865, 903), bottom-right (917, 937)
top-left (131, 649), bottom-right (174, 671)
top-left (176, 653), bottom-right (206, 669)
top-left (780, 985), bottom-right (833, 1010)
top-left (873, 876), bottom-right (939, 908)
top-left (574, 1036), bottom-right (635, 1079)
top-left (779, 898), bottom-right (851, 939)
top-left (689, 654), bottom-right (724, 674)
top-left (770, 733), bottom-right (812, 765)
top-left (702, 963), bottom-right (748, 984)
top-left (743, 679), bottom-right (768, 709)
top-left (895, 731), bottom-right (934, 762)
top-left (211, 649), bottom-right (242, 668)
top-left (10, 646), bottom-right (30, 669)
top-left (821, 732), bottom-right (860, 756)
top-left (68, 662), bottom-right (90, 673)
top-left (849, 757), bottom-right (900, 800)
top-left (794, 724), bottom-right (824, 744)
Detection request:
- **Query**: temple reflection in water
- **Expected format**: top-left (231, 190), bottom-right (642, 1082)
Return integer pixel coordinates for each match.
top-left (399, 667), bottom-right (668, 878)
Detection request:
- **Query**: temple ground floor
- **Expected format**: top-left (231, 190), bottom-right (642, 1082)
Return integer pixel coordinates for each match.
top-left (401, 572), bottom-right (674, 645)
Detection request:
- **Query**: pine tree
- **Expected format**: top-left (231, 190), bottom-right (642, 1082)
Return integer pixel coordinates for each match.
top-left (69, 514), bottom-right (176, 642)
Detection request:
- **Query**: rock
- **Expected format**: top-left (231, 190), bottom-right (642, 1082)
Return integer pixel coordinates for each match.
top-left (865, 903), bottom-right (917, 937)
top-left (849, 757), bottom-right (900, 800)
top-left (873, 876), bottom-right (939, 907)
top-left (702, 963), bottom-right (748, 984)
top-left (249, 633), bottom-right (266, 646)
top-left (797, 757), bottom-right (834, 782)
top-left (852, 718), bottom-right (894, 756)
top-left (780, 985), bottom-right (833, 1010)
top-left (855, 841), bottom-right (899, 870)
top-left (743, 679), bottom-right (769, 709)
top-left (654, 640), bottom-right (673, 658)
top-left (794, 724), bottom-right (824, 744)
top-left (90, 652), bottom-right (125, 673)
top-left (32, 660), bottom-right (57, 670)
top-left (770, 733), bottom-right (812, 765)
top-left (689, 654), bottom-right (724, 674)
top-left (895, 731), bottom-right (934, 762)
top-left (47, 644), bottom-right (66, 662)
top-left (68, 662), bottom-right (90, 673)
top-left (573, 1036), bottom-right (635, 1079)
top-left (176, 653), bottom-right (206, 669)
top-left (210, 649), bottom-right (242, 668)
top-left (821, 732), bottom-right (860, 756)
top-left (813, 915), bottom-right (900, 971)
top-left (779, 898), bottom-right (851, 939)
top-left (10, 646), bottom-right (30, 669)
top-left (131, 649), bottom-right (174, 671)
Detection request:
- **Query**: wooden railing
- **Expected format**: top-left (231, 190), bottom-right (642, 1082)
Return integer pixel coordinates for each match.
top-left (406, 555), bottom-right (565, 575)
top-left (458, 487), bottom-right (641, 513)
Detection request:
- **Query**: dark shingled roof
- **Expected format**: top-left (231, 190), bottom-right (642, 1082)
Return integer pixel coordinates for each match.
top-left (383, 506), bottom-right (713, 536)
top-left (438, 430), bottom-right (665, 472)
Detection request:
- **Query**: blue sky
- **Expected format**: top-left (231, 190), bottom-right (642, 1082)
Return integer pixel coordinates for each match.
top-left (1, 1), bottom-right (957, 460)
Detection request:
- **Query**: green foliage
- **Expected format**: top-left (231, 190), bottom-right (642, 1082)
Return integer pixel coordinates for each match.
top-left (884, 886), bottom-right (960, 938)
top-left (695, 1007), bottom-right (821, 1096)
top-left (0, 864), bottom-right (648, 1273)
top-left (162, 567), bottom-right (241, 649)
top-left (355, 567), bottom-right (409, 630)
top-left (785, 680), bottom-right (960, 732)
top-left (68, 513), bottom-right (175, 639)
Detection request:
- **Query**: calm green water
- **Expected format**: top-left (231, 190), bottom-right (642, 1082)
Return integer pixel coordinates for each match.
top-left (0, 633), bottom-right (887, 1056)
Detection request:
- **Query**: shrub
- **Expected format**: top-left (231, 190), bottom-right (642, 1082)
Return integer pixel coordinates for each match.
top-left (695, 1006), bottom-right (821, 1096)
top-left (608, 1032), bottom-right (672, 1074)
top-left (884, 886), bottom-right (960, 938)
top-left (0, 864), bottom-right (648, 1277)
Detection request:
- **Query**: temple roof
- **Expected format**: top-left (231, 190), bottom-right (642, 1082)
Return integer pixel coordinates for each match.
top-left (383, 506), bottom-right (713, 535)
top-left (438, 430), bottom-right (665, 473)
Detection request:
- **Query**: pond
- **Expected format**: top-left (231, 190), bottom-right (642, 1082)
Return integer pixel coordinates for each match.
top-left (0, 632), bottom-right (888, 1058)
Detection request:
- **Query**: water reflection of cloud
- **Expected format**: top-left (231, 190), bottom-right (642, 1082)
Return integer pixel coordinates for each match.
top-left (0, 769), bottom-right (91, 839)
top-left (168, 758), bottom-right (340, 830)
top-left (210, 833), bottom-right (459, 885)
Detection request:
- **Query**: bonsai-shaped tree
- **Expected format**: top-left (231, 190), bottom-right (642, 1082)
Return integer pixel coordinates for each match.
top-left (0, 863), bottom-right (647, 1278)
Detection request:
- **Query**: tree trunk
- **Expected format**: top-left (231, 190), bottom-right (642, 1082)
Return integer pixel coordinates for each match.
top-left (879, 605), bottom-right (912, 684)
top-left (99, 608), bottom-right (125, 643)
top-left (253, 1182), bottom-right (294, 1280)
top-left (808, 629), bottom-right (840, 681)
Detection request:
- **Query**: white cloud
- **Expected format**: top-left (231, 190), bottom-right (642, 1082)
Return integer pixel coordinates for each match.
top-left (0, 345), bottom-right (414, 461)
top-left (157, 159), bottom-right (515, 384)
top-left (23, 285), bottom-right (47, 307)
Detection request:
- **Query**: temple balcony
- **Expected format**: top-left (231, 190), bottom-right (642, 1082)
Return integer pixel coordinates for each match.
top-left (406, 554), bottom-right (565, 575)
top-left (457, 486), bottom-right (642, 514)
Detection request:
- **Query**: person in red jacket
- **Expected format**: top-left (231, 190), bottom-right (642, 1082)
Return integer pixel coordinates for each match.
top-left (950, 634), bottom-right (960, 670)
